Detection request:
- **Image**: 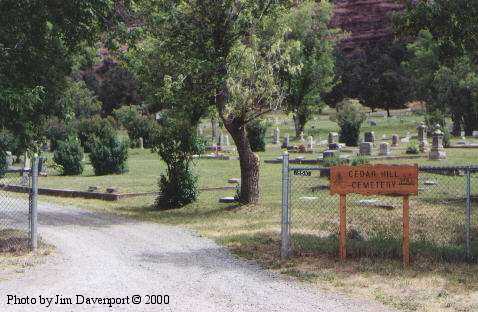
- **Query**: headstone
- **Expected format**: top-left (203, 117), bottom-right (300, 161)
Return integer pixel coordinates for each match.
top-left (88, 186), bottom-right (98, 192)
top-left (364, 131), bottom-right (375, 144)
top-left (322, 150), bottom-right (338, 158)
top-left (328, 143), bottom-right (340, 150)
top-left (218, 131), bottom-right (226, 147)
top-left (228, 178), bottom-right (240, 184)
top-left (300, 132), bottom-right (305, 143)
top-left (198, 126), bottom-right (204, 136)
top-left (307, 136), bottom-right (314, 149)
top-left (219, 197), bottom-right (236, 203)
top-left (359, 142), bottom-right (373, 156)
top-left (106, 187), bottom-right (118, 194)
top-left (273, 127), bottom-right (280, 145)
top-left (138, 137), bottom-right (144, 149)
top-left (281, 133), bottom-right (290, 149)
top-left (473, 131), bottom-right (478, 138)
top-left (417, 122), bottom-right (428, 152)
top-left (328, 132), bottom-right (338, 144)
top-left (5, 151), bottom-right (13, 167)
top-left (429, 129), bottom-right (446, 160)
top-left (369, 119), bottom-right (377, 126)
top-left (379, 142), bottom-right (391, 156)
top-left (461, 131), bottom-right (466, 140)
top-left (225, 134), bottom-right (230, 146)
top-left (391, 134), bottom-right (400, 147)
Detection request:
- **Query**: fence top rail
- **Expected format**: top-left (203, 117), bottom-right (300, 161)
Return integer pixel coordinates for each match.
top-left (4, 168), bottom-right (31, 174)
top-left (288, 165), bottom-right (478, 172)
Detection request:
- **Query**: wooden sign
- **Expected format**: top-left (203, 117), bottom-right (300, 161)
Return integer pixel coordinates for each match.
top-left (329, 164), bottom-right (419, 266)
top-left (330, 164), bottom-right (418, 196)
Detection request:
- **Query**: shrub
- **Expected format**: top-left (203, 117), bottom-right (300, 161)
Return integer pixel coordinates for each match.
top-left (153, 119), bottom-right (205, 210)
top-left (76, 116), bottom-right (116, 152)
top-left (54, 137), bottom-right (84, 175)
top-left (246, 119), bottom-right (269, 152)
top-left (350, 155), bottom-right (370, 166)
top-left (89, 136), bottom-right (129, 175)
top-left (46, 118), bottom-right (77, 151)
top-left (322, 155), bottom-right (347, 167)
top-left (0, 130), bottom-right (18, 156)
top-left (113, 106), bottom-right (157, 148)
top-left (336, 99), bottom-right (366, 146)
top-left (406, 141), bottom-right (420, 154)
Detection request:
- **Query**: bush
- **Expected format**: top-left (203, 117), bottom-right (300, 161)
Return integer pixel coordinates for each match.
top-left (113, 106), bottom-right (156, 148)
top-left (53, 137), bottom-right (84, 175)
top-left (350, 155), bottom-right (370, 166)
top-left (322, 155), bottom-right (347, 167)
top-left (153, 119), bottom-right (205, 210)
top-left (46, 118), bottom-right (76, 151)
top-left (406, 141), bottom-right (420, 154)
top-left (0, 130), bottom-right (18, 156)
top-left (336, 99), bottom-right (366, 146)
top-left (76, 116), bottom-right (116, 152)
top-left (246, 119), bottom-right (269, 152)
top-left (89, 136), bottom-right (129, 175)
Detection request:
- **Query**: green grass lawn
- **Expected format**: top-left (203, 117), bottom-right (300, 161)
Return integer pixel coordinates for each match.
top-left (25, 112), bottom-right (478, 311)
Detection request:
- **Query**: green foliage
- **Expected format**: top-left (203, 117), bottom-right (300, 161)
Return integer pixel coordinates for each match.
top-left (113, 106), bottom-right (156, 148)
top-left (406, 141), bottom-right (420, 155)
top-left (322, 156), bottom-right (347, 168)
top-left (89, 136), bottom-right (129, 176)
top-left (76, 116), bottom-right (116, 153)
top-left (46, 118), bottom-right (77, 151)
top-left (0, 1), bottom-right (113, 150)
top-left (59, 79), bottom-right (101, 119)
top-left (152, 118), bottom-right (205, 210)
top-left (336, 99), bottom-right (366, 147)
top-left (0, 130), bottom-right (18, 156)
top-left (350, 155), bottom-right (370, 166)
top-left (279, 1), bottom-right (338, 136)
top-left (397, 0), bottom-right (478, 135)
top-left (54, 138), bottom-right (84, 176)
top-left (246, 120), bottom-right (269, 152)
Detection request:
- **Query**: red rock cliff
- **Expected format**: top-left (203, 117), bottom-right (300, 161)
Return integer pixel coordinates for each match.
top-left (331, 0), bottom-right (405, 54)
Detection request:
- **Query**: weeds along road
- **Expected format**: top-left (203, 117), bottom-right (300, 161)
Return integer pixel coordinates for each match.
top-left (0, 202), bottom-right (394, 312)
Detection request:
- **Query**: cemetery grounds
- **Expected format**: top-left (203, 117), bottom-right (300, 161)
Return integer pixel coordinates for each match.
top-left (5, 109), bottom-right (478, 312)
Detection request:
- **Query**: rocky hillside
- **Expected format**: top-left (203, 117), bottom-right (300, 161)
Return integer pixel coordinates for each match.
top-left (331, 0), bottom-right (405, 54)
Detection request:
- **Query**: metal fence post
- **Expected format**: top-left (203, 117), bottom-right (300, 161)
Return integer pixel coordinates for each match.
top-left (30, 155), bottom-right (39, 251)
top-left (466, 166), bottom-right (472, 261)
top-left (281, 152), bottom-right (291, 259)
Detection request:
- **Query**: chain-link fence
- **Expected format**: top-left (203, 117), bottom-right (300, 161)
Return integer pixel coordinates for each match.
top-left (281, 155), bottom-right (478, 263)
top-left (0, 158), bottom-right (39, 253)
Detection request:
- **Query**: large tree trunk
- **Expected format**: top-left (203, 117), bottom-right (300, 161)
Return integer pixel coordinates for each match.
top-left (451, 114), bottom-right (462, 137)
top-left (223, 118), bottom-right (260, 204)
top-left (293, 113), bottom-right (307, 139)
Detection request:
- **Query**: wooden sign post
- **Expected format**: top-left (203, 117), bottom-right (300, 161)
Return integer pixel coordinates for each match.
top-left (330, 164), bottom-right (418, 266)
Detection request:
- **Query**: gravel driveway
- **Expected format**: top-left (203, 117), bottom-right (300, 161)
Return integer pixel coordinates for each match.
top-left (0, 201), bottom-right (393, 312)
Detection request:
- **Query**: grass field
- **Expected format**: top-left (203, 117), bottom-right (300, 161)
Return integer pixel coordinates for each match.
top-left (7, 111), bottom-right (478, 311)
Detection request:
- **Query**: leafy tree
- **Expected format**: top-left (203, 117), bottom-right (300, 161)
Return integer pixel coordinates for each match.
top-left (396, 1), bottom-right (478, 135)
top-left (135, 0), bottom-right (304, 204)
top-left (97, 64), bottom-right (142, 116)
top-left (58, 79), bottom-right (102, 119)
top-left (0, 0), bottom-right (113, 152)
top-left (326, 41), bottom-right (411, 116)
top-left (279, 1), bottom-right (338, 138)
